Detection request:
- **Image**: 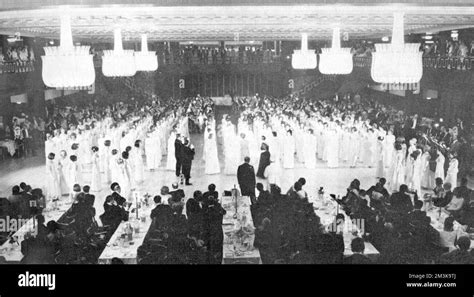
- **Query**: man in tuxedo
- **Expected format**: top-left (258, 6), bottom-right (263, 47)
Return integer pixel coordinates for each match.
top-left (174, 133), bottom-right (183, 178)
top-left (256, 143), bottom-right (270, 178)
top-left (343, 237), bottom-right (372, 264)
top-left (237, 156), bottom-right (256, 197)
top-left (150, 195), bottom-right (172, 227)
top-left (181, 138), bottom-right (195, 185)
top-left (110, 182), bottom-right (126, 207)
top-left (389, 184), bottom-right (414, 214)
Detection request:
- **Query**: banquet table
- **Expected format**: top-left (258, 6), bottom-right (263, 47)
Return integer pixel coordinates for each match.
top-left (221, 195), bottom-right (262, 264)
top-left (426, 207), bottom-right (474, 250)
top-left (98, 201), bottom-right (153, 264)
top-left (0, 199), bottom-right (72, 263)
top-left (309, 196), bottom-right (380, 261)
top-left (0, 139), bottom-right (16, 156)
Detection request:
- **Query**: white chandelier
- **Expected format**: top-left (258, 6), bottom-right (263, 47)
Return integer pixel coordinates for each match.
top-left (42, 15), bottom-right (95, 89)
top-left (102, 28), bottom-right (137, 77)
top-left (135, 34), bottom-right (158, 72)
top-left (371, 12), bottom-right (422, 89)
top-left (319, 27), bottom-right (353, 75)
top-left (292, 33), bottom-right (317, 69)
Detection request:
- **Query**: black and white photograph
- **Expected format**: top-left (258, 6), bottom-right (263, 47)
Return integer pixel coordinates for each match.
top-left (0, 0), bottom-right (473, 295)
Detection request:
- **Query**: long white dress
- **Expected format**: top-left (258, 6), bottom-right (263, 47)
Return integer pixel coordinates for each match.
top-left (90, 152), bottom-right (102, 192)
top-left (46, 159), bottom-right (61, 199)
top-left (118, 160), bottom-right (132, 201)
top-left (445, 158), bottom-right (458, 188)
top-left (383, 133), bottom-right (395, 167)
top-left (145, 134), bottom-right (161, 170)
top-left (224, 126), bottom-right (240, 175)
top-left (390, 149), bottom-right (406, 192)
top-left (435, 152), bottom-right (445, 181)
top-left (131, 147), bottom-right (144, 185)
top-left (57, 157), bottom-right (70, 196)
top-left (166, 132), bottom-right (176, 171)
top-left (375, 139), bottom-right (385, 178)
top-left (204, 130), bottom-right (221, 175)
top-left (103, 147), bottom-right (112, 184)
top-left (410, 155), bottom-right (422, 195)
top-left (68, 160), bottom-right (83, 190)
top-left (420, 152), bottom-right (431, 189)
top-left (303, 132), bottom-right (317, 169)
top-left (110, 154), bottom-right (120, 184)
top-left (327, 130), bottom-right (339, 168)
top-left (283, 134), bottom-right (295, 169)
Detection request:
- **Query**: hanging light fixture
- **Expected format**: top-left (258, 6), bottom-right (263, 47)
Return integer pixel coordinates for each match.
top-left (371, 12), bottom-right (422, 90)
top-left (42, 14), bottom-right (95, 89)
top-left (135, 34), bottom-right (158, 72)
top-left (319, 27), bottom-right (353, 75)
top-left (102, 28), bottom-right (137, 77)
top-left (292, 33), bottom-right (317, 69)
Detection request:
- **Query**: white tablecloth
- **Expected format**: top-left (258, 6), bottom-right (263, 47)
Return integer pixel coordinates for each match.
top-left (221, 195), bottom-right (262, 264)
top-left (98, 205), bottom-right (153, 264)
top-left (310, 196), bottom-right (380, 260)
top-left (0, 200), bottom-right (72, 263)
top-left (426, 207), bottom-right (474, 250)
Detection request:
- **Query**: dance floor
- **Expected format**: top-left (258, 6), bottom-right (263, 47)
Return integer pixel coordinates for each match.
top-left (0, 135), bottom-right (378, 220)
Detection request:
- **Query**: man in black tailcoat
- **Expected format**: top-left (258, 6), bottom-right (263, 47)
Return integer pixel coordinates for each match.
top-left (175, 133), bottom-right (183, 178)
top-left (237, 156), bottom-right (256, 197)
top-left (256, 143), bottom-right (270, 178)
top-left (181, 138), bottom-right (195, 185)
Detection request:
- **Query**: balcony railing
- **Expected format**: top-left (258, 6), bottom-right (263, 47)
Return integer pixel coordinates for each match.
top-left (0, 60), bottom-right (35, 74)
top-left (353, 55), bottom-right (474, 71)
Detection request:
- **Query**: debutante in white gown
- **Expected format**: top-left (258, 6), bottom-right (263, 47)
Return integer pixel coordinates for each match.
top-left (375, 139), bottom-right (385, 178)
top-left (131, 147), bottom-right (144, 185)
top-left (46, 159), bottom-right (61, 199)
top-left (420, 151), bottom-right (432, 189)
top-left (117, 159), bottom-right (132, 201)
top-left (166, 132), bottom-right (176, 171)
top-left (435, 152), bottom-right (445, 181)
top-left (283, 134), bottom-right (295, 169)
top-left (224, 126), bottom-right (240, 175)
top-left (445, 158), bottom-right (458, 188)
top-left (410, 154), bottom-right (422, 195)
top-left (383, 133), bottom-right (395, 167)
top-left (145, 133), bottom-right (161, 170)
top-left (327, 130), bottom-right (339, 168)
top-left (390, 149), bottom-right (406, 192)
top-left (57, 157), bottom-right (70, 196)
top-left (303, 132), bottom-right (317, 169)
top-left (68, 159), bottom-right (83, 191)
top-left (90, 152), bottom-right (102, 192)
top-left (204, 129), bottom-right (221, 175)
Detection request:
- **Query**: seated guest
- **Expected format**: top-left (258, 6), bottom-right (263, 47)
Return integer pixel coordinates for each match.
top-left (168, 182), bottom-right (185, 205)
top-left (203, 195), bottom-right (227, 264)
top-left (35, 214), bottom-right (49, 241)
top-left (367, 177), bottom-right (390, 210)
top-left (408, 200), bottom-right (429, 226)
top-left (296, 177), bottom-right (308, 199)
top-left (203, 184), bottom-right (219, 206)
top-left (254, 217), bottom-right (276, 264)
top-left (433, 177), bottom-right (445, 199)
top-left (71, 184), bottom-right (82, 201)
top-left (256, 183), bottom-right (272, 205)
top-left (286, 181), bottom-right (302, 200)
top-left (439, 217), bottom-right (469, 251)
top-left (439, 236), bottom-right (473, 264)
top-left (186, 191), bottom-right (204, 239)
top-left (389, 185), bottom-right (413, 214)
top-left (343, 237), bottom-right (372, 264)
top-left (170, 202), bottom-right (187, 236)
top-left (7, 185), bottom-right (22, 217)
top-left (445, 192), bottom-right (465, 215)
top-left (150, 195), bottom-right (172, 228)
top-left (110, 182), bottom-right (126, 206)
top-left (453, 177), bottom-right (471, 201)
top-left (99, 195), bottom-right (129, 230)
top-left (160, 186), bottom-right (171, 205)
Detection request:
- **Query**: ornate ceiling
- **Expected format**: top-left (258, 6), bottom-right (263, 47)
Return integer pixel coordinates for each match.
top-left (1, 4), bottom-right (474, 43)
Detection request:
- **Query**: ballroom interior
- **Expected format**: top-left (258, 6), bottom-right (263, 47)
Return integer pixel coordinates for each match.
top-left (0, 0), bottom-right (473, 265)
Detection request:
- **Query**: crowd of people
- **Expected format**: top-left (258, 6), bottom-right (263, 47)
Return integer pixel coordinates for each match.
top-left (2, 90), bottom-right (473, 264)
top-left (161, 45), bottom-right (278, 65)
top-left (0, 45), bottom-right (35, 73)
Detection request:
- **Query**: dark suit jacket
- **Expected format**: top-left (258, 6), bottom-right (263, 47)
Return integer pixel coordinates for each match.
top-left (256, 150), bottom-right (270, 178)
top-left (181, 145), bottom-right (195, 165)
top-left (343, 253), bottom-right (372, 264)
top-left (237, 163), bottom-right (256, 190)
top-left (389, 192), bottom-right (413, 214)
top-left (174, 139), bottom-right (183, 160)
top-left (111, 192), bottom-right (126, 207)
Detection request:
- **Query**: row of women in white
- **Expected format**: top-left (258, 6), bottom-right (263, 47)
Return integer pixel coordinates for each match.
top-left (215, 107), bottom-right (458, 196)
top-left (44, 109), bottom-right (191, 201)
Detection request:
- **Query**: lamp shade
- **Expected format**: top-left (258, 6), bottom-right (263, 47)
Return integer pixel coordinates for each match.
top-left (102, 28), bottom-right (137, 77)
top-left (292, 33), bottom-right (317, 69)
top-left (319, 27), bottom-right (353, 75)
top-left (135, 34), bottom-right (158, 72)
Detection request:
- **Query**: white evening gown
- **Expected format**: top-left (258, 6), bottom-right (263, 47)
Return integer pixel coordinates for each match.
top-left (283, 135), bottom-right (295, 169)
top-left (90, 152), bottom-right (102, 192)
top-left (166, 132), bottom-right (176, 171)
top-left (204, 132), bottom-right (221, 175)
top-left (46, 159), bottom-right (61, 199)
